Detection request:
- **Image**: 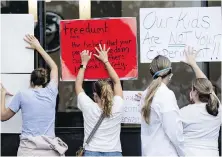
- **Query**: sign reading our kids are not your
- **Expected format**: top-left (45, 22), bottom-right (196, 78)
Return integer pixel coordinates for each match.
top-left (140, 7), bottom-right (222, 63)
top-left (60, 18), bottom-right (138, 81)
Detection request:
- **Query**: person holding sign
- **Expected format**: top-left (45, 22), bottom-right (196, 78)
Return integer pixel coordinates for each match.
top-left (180, 47), bottom-right (221, 156)
top-left (140, 55), bottom-right (185, 156)
top-left (0, 34), bottom-right (67, 156)
top-left (75, 44), bottom-right (123, 156)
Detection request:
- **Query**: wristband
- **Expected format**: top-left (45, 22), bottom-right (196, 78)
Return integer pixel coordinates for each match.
top-left (80, 64), bottom-right (86, 69)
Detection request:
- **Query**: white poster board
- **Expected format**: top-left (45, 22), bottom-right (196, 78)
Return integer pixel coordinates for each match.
top-left (1, 14), bottom-right (34, 73)
top-left (140, 7), bottom-right (222, 63)
top-left (122, 91), bottom-right (141, 124)
top-left (0, 74), bottom-right (30, 133)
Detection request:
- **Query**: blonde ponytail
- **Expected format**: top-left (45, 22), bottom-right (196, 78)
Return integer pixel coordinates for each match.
top-left (142, 55), bottom-right (172, 124)
top-left (93, 80), bottom-right (114, 117)
top-left (101, 82), bottom-right (113, 117)
top-left (142, 77), bottom-right (162, 124)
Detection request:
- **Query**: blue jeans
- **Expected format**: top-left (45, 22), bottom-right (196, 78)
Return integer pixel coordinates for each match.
top-left (84, 150), bottom-right (122, 156)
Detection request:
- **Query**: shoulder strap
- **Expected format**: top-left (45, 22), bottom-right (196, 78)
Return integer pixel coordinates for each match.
top-left (84, 113), bottom-right (105, 148)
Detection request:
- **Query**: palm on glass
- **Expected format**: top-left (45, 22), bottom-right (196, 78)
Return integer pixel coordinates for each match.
top-left (94, 44), bottom-right (110, 63)
top-left (0, 83), bottom-right (13, 96)
top-left (81, 50), bottom-right (92, 66)
top-left (183, 46), bottom-right (197, 66)
top-left (24, 34), bottom-right (41, 50)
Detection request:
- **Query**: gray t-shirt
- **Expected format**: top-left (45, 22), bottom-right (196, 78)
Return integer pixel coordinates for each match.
top-left (8, 80), bottom-right (58, 137)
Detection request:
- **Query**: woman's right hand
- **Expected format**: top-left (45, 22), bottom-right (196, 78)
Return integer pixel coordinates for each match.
top-left (183, 46), bottom-right (197, 67)
top-left (81, 50), bottom-right (92, 66)
top-left (0, 83), bottom-right (13, 96)
top-left (24, 34), bottom-right (41, 50)
top-left (94, 44), bottom-right (110, 63)
top-left (183, 46), bottom-right (207, 79)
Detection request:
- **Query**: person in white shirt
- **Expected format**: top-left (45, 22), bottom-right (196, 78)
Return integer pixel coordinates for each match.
top-left (180, 46), bottom-right (221, 156)
top-left (140, 55), bottom-right (185, 156)
top-left (75, 44), bottom-right (124, 156)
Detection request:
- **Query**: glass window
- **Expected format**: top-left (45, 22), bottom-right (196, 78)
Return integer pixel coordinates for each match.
top-left (1, 1), bottom-right (28, 13)
top-left (45, 1), bottom-right (81, 127)
top-left (121, 1), bottom-right (203, 109)
top-left (45, 1), bottom-right (79, 113)
top-left (45, 1), bottom-right (217, 128)
top-left (208, 1), bottom-right (221, 100)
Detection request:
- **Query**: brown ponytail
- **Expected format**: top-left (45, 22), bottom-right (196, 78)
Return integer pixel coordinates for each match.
top-left (193, 78), bottom-right (220, 116)
top-left (206, 93), bottom-right (219, 116)
top-left (142, 55), bottom-right (172, 124)
top-left (30, 68), bottom-right (48, 87)
top-left (93, 80), bottom-right (114, 117)
top-left (142, 77), bottom-right (162, 123)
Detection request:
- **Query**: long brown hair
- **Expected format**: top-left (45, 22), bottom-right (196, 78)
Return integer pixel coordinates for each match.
top-left (142, 55), bottom-right (172, 124)
top-left (93, 80), bottom-right (114, 117)
top-left (192, 78), bottom-right (220, 116)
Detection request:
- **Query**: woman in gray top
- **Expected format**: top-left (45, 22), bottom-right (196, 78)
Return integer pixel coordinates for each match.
top-left (0, 34), bottom-right (67, 156)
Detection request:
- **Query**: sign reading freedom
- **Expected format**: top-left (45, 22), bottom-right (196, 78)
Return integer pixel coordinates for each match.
top-left (60, 18), bottom-right (138, 81)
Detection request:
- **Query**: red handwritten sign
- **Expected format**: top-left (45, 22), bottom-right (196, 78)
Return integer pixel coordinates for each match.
top-left (60, 18), bottom-right (137, 80)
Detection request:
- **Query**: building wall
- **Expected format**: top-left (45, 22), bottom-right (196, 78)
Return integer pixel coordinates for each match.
top-left (1, 1), bottom-right (221, 156)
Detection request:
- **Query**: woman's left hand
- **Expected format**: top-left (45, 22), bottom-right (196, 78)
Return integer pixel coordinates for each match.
top-left (24, 34), bottom-right (41, 50)
top-left (81, 50), bottom-right (92, 66)
top-left (94, 44), bottom-right (110, 63)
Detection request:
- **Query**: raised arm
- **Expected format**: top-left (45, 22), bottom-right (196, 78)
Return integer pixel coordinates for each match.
top-left (24, 34), bottom-right (58, 83)
top-left (75, 50), bottom-right (92, 95)
top-left (183, 46), bottom-right (207, 79)
top-left (0, 83), bottom-right (15, 121)
top-left (94, 44), bottom-right (123, 98)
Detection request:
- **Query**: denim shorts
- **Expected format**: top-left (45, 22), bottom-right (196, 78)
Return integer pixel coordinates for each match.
top-left (84, 150), bottom-right (122, 156)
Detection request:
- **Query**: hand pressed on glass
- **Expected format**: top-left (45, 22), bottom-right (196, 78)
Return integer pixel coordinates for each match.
top-left (94, 44), bottom-right (110, 63)
top-left (80, 50), bottom-right (92, 66)
top-left (24, 34), bottom-right (41, 50)
top-left (181, 46), bottom-right (197, 67)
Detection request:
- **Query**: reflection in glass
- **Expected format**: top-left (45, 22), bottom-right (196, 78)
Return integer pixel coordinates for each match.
top-left (45, 1), bottom-right (220, 116)
top-left (45, 1), bottom-right (79, 112)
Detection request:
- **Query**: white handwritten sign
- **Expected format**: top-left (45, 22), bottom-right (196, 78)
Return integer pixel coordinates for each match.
top-left (122, 91), bottom-right (142, 124)
top-left (140, 7), bottom-right (222, 63)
